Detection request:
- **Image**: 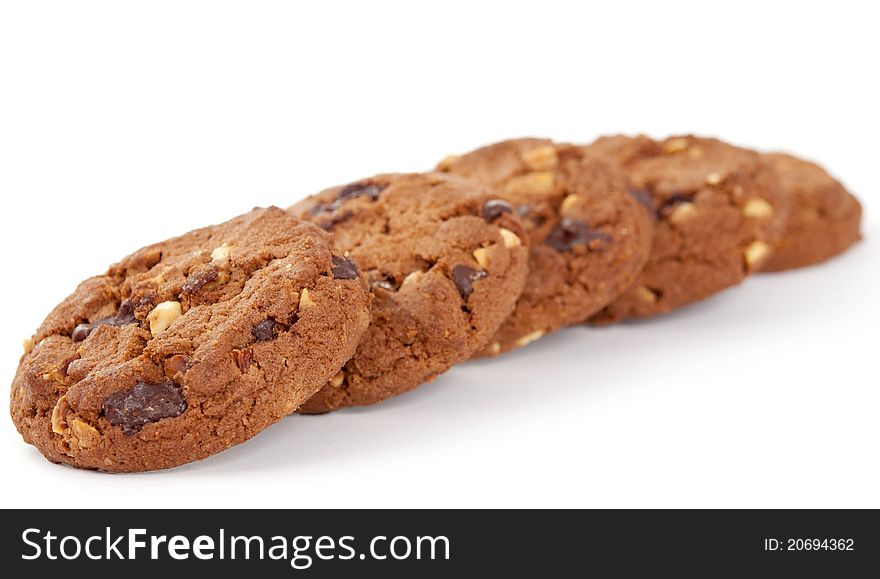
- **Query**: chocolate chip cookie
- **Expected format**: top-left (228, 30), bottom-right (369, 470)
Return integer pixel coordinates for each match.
top-left (289, 173), bottom-right (530, 412)
top-left (10, 207), bottom-right (371, 472)
top-left (586, 135), bottom-right (790, 323)
top-left (760, 153), bottom-right (862, 272)
top-left (437, 139), bottom-right (653, 355)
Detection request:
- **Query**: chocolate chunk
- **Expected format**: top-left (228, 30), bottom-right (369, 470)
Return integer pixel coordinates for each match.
top-left (656, 192), bottom-right (695, 218)
top-left (451, 264), bottom-right (487, 300)
top-left (308, 202), bottom-right (333, 216)
top-left (317, 210), bottom-right (354, 231)
top-left (482, 199), bottom-right (513, 222)
top-left (309, 182), bottom-right (385, 228)
top-left (336, 182), bottom-right (384, 203)
top-left (546, 219), bottom-right (611, 252)
top-left (627, 187), bottom-right (654, 212)
top-left (71, 323), bottom-right (93, 342)
top-left (116, 299), bottom-right (137, 324)
top-left (70, 299), bottom-right (139, 342)
top-left (252, 319), bottom-right (283, 341)
top-left (232, 348), bottom-right (253, 373)
top-left (181, 265), bottom-right (219, 295)
top-left (102, 381), bottom-right (187, 435)
top-left (331, 255), bottom-right (359, 280)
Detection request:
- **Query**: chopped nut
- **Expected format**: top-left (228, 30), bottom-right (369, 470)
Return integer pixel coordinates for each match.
top-left (521, 145), bottom-right (558, 171)
top-left (527, 171), bottom-right (555, 193)
top-left (298, 288), bottom-right (315, 309)
top-left (668, 202), bottom-right (698, 224)
top-left (744, 240), bottom-right (771, 270)
top-left (70, 419), bottom-right (99, 447)
top-left (41, 365), bottom-right (68, 384)
top-left (706, 172), bottom-right (723, 186)
top-left (146, 301), bottom-right (182, 336)
top-left (559, 194), bottom-right (581, 215)
top-left (505, 171), bottom-right (555, 195)
top-left (51, 396), bottom-right (68, 435)
top-left (330, 370), bottom-right (345, 388)
top-left (232, 348), bottom-right (253, 373)
top-left (437, 154), bottom-right (460, 171)
top-left (636, 286), bottom-right (658, 303)
top-left (473, 247), bottom-right (492, 269)
top-left (515, 329), bottom-right (545, 348)
top-left (743, 198), bottom-right (774, 219)
top-left (488, 342), bottom-right (501, 355)
top-left (22, 336), bottom-right (35, 355)
top-left (211, 243), bottom-right (232, 262)
top-left (400, 270), bottom-right (424, 290)
top-left (663, 138), bottom-right (689, 154)
top-left (164, 354), bottom-right (191, 377)
top-left (498, 228), bottom-right (522, 248)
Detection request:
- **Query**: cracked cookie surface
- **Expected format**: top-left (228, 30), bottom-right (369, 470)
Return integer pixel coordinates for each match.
top-left (585, 135), bottom-right (790, 323)
top-left (10, 207), bottom-right (371, 472)
top-left (437, 138), bottom-right (653, 355)
top-left (760, 153), bottom-right (861, 272)
top-left (289, 172), bottom-right (530, 412)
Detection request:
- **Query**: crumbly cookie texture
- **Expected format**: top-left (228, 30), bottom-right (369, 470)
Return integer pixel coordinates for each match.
top-left (586, 134), bottom-right (790, 323)
top-left (10, 207), bottom-right (371, 472)
top-left (438, 138), bottom-right (653, 355)
top-left (760, 153), bottom-right (862, 272)
top-left (289, 172), bottom-right (530, 412)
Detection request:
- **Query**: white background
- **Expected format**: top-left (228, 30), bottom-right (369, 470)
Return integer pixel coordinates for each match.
top-left (1, 1), bottom-right (877, 508)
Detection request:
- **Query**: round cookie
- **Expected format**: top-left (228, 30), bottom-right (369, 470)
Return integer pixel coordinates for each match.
top-left (585, 134), bottom-right (790, 323)
top-left (10, 207), bottom-right (371, 472)
top-left (437, 138), bottom-right (653, 355)
top-left (760, 152), bottom-right (861, 272)
top-left (289, 172), bottom-right (530, 413)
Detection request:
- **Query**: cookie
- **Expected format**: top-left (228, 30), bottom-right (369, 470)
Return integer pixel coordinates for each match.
top-left (760, 153), bottom-right (861, 271)
top-left (437, 138), bottom-right (653, 355)
top-left (289, 172), bottom-right (530, 412)
top-left (10, 207), bottom-right (371, 472)
top-left (585, 135), bottom-right (789, 323)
